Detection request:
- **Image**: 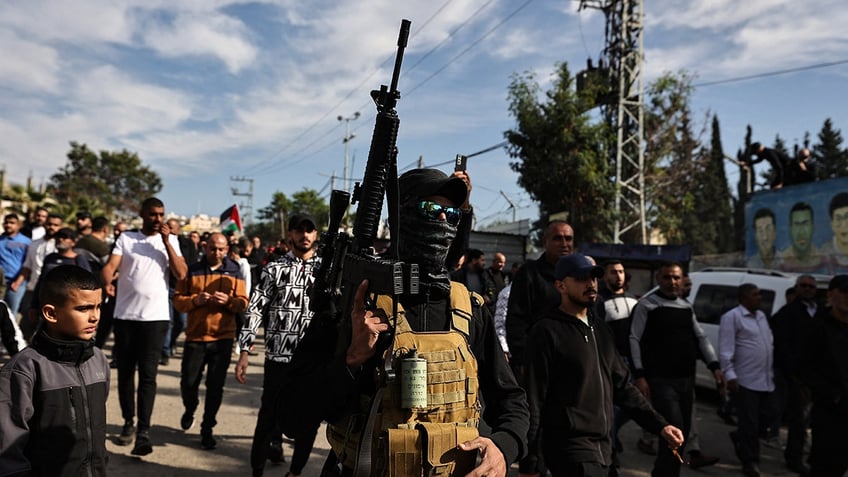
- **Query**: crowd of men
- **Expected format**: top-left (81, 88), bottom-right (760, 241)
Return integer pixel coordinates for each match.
top-left (2, 174), bottom-right (847, 477)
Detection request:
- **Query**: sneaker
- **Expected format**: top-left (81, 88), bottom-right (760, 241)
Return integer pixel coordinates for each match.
top-left (637, 437), bottom-right (656, 456)
top-left (180, 412), bottom-right (195, 431)
top-left (159, 354), bottom-right (169, 366)
top-left (267, 439), bottom-right (286, 463)
top-left (116, 421), bottom-right (135, 446)
top-left (131, 431), bottom-right (153, 456)
top-left (201, 430), bottom-right (216, 450)
top-left (688, 450), bottom-right (719, 469)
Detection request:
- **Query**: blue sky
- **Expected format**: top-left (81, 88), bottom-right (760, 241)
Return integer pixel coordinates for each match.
top-left (1, 0), bottom-right (846, 230)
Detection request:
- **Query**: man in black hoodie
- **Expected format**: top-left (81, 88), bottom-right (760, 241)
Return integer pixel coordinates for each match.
top-left (523, 253), bottom-right (683, 477)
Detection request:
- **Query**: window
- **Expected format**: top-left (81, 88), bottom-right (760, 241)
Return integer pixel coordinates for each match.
top-left (693, 284), bottom-right (776, 324)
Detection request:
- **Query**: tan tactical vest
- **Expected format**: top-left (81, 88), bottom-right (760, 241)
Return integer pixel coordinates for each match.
top-left (327, 282), bottom-right (482, 476)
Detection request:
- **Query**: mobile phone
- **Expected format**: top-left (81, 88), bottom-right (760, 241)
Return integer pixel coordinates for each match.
top-left (454, 154), bottom-right (467, 172)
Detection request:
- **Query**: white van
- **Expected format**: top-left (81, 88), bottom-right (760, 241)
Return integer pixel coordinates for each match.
top-left (685, 268), bottom-right (829, 388)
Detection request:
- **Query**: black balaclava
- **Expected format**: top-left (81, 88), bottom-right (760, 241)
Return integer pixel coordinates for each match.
top-left (396, 168), bottom-right (466, 296)
top-left (398, 206), bottom-right (456, 295)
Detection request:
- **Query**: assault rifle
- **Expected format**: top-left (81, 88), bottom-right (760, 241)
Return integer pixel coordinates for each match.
top-left (310, 19), bottom-right (414, 476)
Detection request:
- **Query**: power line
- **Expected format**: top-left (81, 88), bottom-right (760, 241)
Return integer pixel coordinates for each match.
top-left (406, 0), bottom-right (536, 96)
top-left (241, 2), bottom-right (456, 176)
top-left (250, 1), bottom-right (529, 178)
top-left (694, 58), bottom-right (848, 88)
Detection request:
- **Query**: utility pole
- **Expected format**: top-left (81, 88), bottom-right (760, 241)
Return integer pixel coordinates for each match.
top-left (338, 112), bottom-right (360, 226)
top-left (579, 0), bottom-right (646, 244)
top-left (229, 176), bottom-right (254, 227)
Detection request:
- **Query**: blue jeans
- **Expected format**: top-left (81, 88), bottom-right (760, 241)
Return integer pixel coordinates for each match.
top-left (5, 280), bottom-right (27, 315)
top-left (162, 287), bottom-right (187, 356)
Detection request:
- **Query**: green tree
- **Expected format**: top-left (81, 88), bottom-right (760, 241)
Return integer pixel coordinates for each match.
top-left (48, 142), bottom-right (162, 218)
top-left (733, 125), bottom-right (754, 251)
top-left (689, 115), bottom-right (734, 254)
top-left (252, 188), bottom-right (329, 242)
top-left (504, 62), bottom-right (614, 243)
top-left (812, 118), bottom-right (848, 179)
top-left (643, 71), bottom-right (704, 244)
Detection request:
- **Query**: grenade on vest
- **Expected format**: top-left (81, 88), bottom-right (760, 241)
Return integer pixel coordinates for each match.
top-left (400, 349), bottom-right (427, 409)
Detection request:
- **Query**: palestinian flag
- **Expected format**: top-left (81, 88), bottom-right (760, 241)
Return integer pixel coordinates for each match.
top-left (220, 204), bottom-right (242, 233)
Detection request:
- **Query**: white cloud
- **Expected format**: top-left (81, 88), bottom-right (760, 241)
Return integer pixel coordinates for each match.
top-left (140, 10), bottom-right (258, 74)
top-left (70, 65), bottom-right (193, 135)
top-left (0, 0), bottom-right (134, 45)
top-left (0, 29), bottom-right (59, 93)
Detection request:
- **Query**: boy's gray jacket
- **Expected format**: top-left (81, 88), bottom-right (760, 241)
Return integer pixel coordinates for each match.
top-left (0, 331), bottom-right (109, 477)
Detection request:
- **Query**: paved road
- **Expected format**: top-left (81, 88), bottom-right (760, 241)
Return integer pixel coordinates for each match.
top-left (4, 337), bottom-right (807, 476)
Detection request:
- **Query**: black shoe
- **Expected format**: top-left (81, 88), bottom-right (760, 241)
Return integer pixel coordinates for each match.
top-left (131, 431), bottom-right (153, 456)
top-left (159, 355), bottom-right (169, 366)
top-left (117, 421), bottom-right (135, 446)
top-left (742, 462), bottom-right (761, 477)
top-left (109, 359), bottom-right (118, 369)
top-left (267, 439), bottom-right (286, 464)
top-left (688, 450), bottom-right (719, 469)
top-left (180, 411), bottom-right (195, 431)
top-left (201, 430), bottom-right (216, 450)
top-left (787, 460), bottom-right (810, 476)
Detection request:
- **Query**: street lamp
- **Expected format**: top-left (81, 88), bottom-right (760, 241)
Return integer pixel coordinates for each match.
top-left (338, 111), bottom-right (360, 226)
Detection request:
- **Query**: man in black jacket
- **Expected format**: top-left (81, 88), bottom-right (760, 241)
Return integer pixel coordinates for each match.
top-left (290, 168), bottom-right (528, 477)
top-left (800, 275), bottom-right (848, 476)
top-left (772, 275), bottom-right (817, 475)
top-left (506, 220), bottom-right (574, 378)
top-left (523, 253), bottom-right (683, 477)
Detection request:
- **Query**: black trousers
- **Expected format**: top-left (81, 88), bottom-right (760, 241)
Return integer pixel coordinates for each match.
top-left (732, 385), bottom-right (775, 465)
top-left (810, 401), bottom-right (848, 476)
top-left (113, 320), bottom-right (168, 431)
top-left (180, 339), bottom-right (233, 431)
top-left (649, 376), bottom-right (693, 477)
top-left (251, 360), bottom-right (318, 476)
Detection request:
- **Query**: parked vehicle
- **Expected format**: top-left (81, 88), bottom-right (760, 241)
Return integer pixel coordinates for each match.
top-left (644, 267), bottom-right (829, 388)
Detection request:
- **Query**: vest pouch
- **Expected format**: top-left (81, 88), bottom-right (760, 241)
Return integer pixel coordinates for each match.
top-left (418, 422), bottom-right (479, 476)
top-left (386, 428), bottom-right (422, 477)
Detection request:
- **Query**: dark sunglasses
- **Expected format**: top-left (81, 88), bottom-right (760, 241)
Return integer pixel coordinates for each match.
top-left (414, 200), bottom-right (461, 226)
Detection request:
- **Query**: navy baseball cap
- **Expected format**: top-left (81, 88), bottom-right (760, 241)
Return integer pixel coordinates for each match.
top-left (554, 253), bottom-right (604, 280)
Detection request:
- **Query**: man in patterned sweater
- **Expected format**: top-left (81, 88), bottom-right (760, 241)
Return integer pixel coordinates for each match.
top-left (235, 213), bottom-right (321, 477)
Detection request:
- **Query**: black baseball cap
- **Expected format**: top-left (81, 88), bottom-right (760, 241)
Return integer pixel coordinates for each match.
top-left (288, 213), bottom-right (317, 231)
top-left (829, 275), bottom-right (848, 291)
top-left (55, 227), bottom-right (78, 240)
top-left (554, 253), bottom-right (604, 280)
top-left (398, 168), bottom-right (467, 207)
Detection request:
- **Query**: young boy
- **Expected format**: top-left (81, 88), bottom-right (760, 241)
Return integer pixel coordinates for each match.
top-left (0, 265), bottom-right (108, 476)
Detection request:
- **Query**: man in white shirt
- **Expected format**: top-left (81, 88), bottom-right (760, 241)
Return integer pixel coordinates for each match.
top-left (101, 197), bottom-right (187, 457)
top-left (719, 283), bottom-right (774, 477)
